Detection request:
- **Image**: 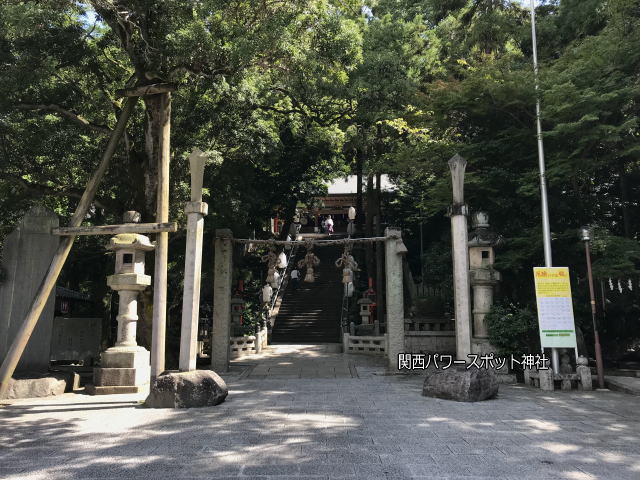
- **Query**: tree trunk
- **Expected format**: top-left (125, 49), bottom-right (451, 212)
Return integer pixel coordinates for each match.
top-left (355, 152), bottom-right (364, 232)
top-left (365, 174), bottom-right (375, 277)
top-left (620, 171), bottom-right (632, 238)
top-left (279, 196), bottom-right (298, 240)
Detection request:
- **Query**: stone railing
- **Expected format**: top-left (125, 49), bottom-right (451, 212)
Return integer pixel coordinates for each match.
top-left (229, 326), bottom-right (268, 359)
top-left (404, 318), bottom-right (454, 332)
top-left (404, 317), bottom-right (456, 354)
top-left (342, 333), bottom-right (388, 355)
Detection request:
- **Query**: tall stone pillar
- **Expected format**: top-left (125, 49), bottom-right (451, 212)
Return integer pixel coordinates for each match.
top-left (179, 149), bottom-right (208, 372)
top-left (211, 229), bottom-right (233, 372)
top-left (385, 227), bottom-right (407, 371)
top-left (447, 154), bottom-right (472, 360)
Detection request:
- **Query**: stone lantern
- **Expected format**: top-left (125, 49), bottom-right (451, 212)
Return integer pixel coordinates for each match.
top-left (91, 211), bottom-right (154, 394)
top-left (358, 297), bottom-right (374, 325)
top-left (468, 211), bottom-right (501, 350)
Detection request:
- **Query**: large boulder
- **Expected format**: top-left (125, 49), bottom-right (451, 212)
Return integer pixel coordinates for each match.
top-left (1, 374), bottom-right (67, 400)
top-left (145, 370), bottom-right (228, 408)
top-left (422, 366), bottom-right (498, 402)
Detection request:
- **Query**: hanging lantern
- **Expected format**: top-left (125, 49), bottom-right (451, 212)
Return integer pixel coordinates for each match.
top-left (348, 206), bottom-right (356, 221)
top-left (342, 267), bottom-right (353, 284)
top-left (262, 283), bottom-right (273, 303)
top-left (277, 251), bottom-right (288, 269)
top-left (262, 246), bottom-right (278, 284)
top-left (335, 245), bottom-right (359, 272)
top-left (298, 244), bottom-right (320, 283)
top-left (345, 282), bottom-right (354, 297)
top-left (271, 270), bottom-right (281, 288)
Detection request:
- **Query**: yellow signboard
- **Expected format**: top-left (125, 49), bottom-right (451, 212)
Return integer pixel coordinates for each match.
top-left (533, 267), bottom-right (578, 349)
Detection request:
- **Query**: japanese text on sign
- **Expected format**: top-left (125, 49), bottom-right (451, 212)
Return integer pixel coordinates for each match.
top-left (533, 267), bottom-right (578, 349)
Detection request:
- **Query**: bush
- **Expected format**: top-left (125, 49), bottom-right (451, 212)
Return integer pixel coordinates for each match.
top-left (486, 303), bottom-right (540, 358)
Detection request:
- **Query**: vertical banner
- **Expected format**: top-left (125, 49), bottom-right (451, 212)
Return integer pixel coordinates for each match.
top-left (533, 267), bottom-right (578, 349)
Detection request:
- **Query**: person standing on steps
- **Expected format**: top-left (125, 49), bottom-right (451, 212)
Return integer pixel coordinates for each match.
top-left (290, 267), bottom-right (300, 290)
top-left (326, 215), bottom-right (334, 235)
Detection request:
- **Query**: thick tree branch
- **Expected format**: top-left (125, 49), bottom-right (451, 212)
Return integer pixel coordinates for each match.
top-left (1, 173), bottom-right (119, 212)
top-left (15, 103), bottom-right (111, 134)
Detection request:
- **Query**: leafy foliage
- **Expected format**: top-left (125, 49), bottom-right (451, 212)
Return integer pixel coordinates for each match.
top-left (2, 0), bottom-right (640, 357)
top-left (486, 303), bottom-right (540, 358)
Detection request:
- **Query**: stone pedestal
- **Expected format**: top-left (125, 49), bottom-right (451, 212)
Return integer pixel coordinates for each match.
top-left (90, 347), bottom-right (150, 394)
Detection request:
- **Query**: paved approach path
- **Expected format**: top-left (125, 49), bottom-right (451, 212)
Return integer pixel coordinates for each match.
top-left (1, 345), bottom-right (639, 480)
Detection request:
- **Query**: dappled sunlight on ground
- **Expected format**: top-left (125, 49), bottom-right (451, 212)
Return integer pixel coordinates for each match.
top-left (2, 346), bottom-right (639, 479)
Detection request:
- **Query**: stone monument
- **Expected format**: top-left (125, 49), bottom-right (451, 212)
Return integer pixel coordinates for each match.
top-left (0, 206), bottom-right (59, 373)
top-left (447, 154), bottom-right (472, 359)
top-left (178, 148), bottom-right (209, 372)
top-left (89, 211), bottom-right (154, 394)
top-left (147, 148), bottom-right (228, 408)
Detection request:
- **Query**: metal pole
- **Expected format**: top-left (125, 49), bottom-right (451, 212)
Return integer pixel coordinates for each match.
top-left (530, 0), bottom-right (559, 373)
top-left (584, 239), bottom-right (606, 389)
top-left (419, 219), bottom-right (424, 295)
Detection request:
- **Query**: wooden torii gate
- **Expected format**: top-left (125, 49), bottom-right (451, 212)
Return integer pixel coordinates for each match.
top-left (210, 229), bottom-right (408, 372)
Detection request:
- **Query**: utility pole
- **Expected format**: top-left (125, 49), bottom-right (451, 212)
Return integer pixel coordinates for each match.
top-left (580, 227), bottom-right (606, 389)
top-left (529, 0), bottom-right (559, 373)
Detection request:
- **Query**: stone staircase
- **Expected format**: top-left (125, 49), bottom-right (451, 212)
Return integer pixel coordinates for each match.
top-left (271, 242), bottom-right (343, 344)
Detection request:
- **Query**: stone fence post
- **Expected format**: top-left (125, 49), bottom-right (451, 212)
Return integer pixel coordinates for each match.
top-left (211, 229), bottom-right (233, 372)
top-left (385, 227), bottom-right (407, 371)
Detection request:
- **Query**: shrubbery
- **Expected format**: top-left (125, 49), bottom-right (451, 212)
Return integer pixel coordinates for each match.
top-left (486, 303), bottom-right (540, 358)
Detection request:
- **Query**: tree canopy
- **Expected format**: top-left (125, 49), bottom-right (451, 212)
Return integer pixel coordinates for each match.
top-left (1, 0), bottom-right (639, 357)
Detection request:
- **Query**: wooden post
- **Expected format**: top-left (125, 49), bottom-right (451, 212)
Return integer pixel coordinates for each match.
top-left (148, 92), bottom-right (171, 379)
top-left (53, 223), bottom-right (177, 236)
top-left (0, 97), bottom-right (137, 399)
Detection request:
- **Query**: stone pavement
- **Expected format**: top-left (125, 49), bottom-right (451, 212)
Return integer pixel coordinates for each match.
top-left (604, 375), bottom-right (640, 396)
top-left (1, 345), bottom-right (639, 480)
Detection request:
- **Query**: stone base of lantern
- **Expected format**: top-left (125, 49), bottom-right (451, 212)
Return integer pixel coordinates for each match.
top-left (471, 337), bottom-right (493, 355)
top-left (88, 346), bottom-right (150, 395)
